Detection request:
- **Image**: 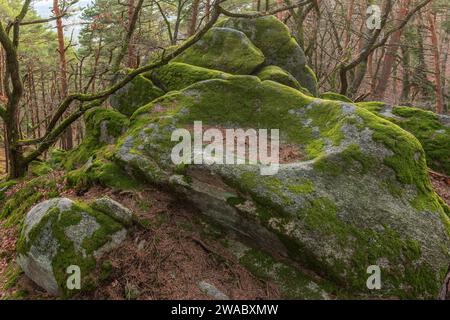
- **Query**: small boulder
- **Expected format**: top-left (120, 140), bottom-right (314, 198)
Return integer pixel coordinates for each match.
top-left (91, 196), bottom-right (133, 227)
top-left (17, 197), bottom-right (130, 297)
top-left (198, 281), bottom-right (230, 300)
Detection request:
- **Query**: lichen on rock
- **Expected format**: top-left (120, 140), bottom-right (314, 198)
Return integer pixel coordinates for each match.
top-left (174, 27), bottom-right (265, 75)
top-left (358, 102), bottom-right (450, 176)
top-left (110, 74), bottom-right (164, 117)
top-left (113, 74), bottom-right (450, 298)
top-left (16, 197), bottom-right (130, 297)
top-left (217, 15), bottom-right (318, 96)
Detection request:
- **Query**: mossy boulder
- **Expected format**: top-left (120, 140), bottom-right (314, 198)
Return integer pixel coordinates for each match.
top-left (114, 75), bottom-right (450, 298)
top-left (217, 16), bottom-right (318, 96)
top-left (64, 107), bottom-right (129, 170)
top-left (321, 92), bottom-right (354, 103)
top-left (148, 62), bottom-right (231, 92)
top-left (16, 197), bottom-right (130, 297)
top-left (110, 74), bottom-right (164, 116)
top-left (358, 102), bottom-right (450, 176)
top-left (256, 65), bottom-right (311, 95)
top-left (174, 27), bottom-right (265, 75)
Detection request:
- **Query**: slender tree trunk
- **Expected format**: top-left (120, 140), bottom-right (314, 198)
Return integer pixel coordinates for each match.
top-left (127, 0), bottom-right (136, 68)
top-left (427, 12), bottom-right (444, 114)
top-left (53, 0), bottom-right (73, 149)
top-left (276, 0), bottom-right (285, 20)
top-left (373, 0), bottom-right (411, 99)
top-left (188, 0), bottom-right (200, 36)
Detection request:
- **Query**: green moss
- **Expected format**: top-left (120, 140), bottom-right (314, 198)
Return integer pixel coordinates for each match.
top-left (358, 103), bottom-right (450, 176)
top-left (110, 74), bottom-right (164, 117)
top-left (17, 199), bottom-right (124, 298)
top-left (0, 176), bottom-right (59, 229)
top-left (320, 92), bottom-right (353, 103)
top-left (288, 181), bottom-right (314, 194)
top-left (218, 15), bottom-right (318, 96)
top-left (2, 263), bottom-right (23, 291)
top-left (66, 149), bottom-right (142, 191)
top-left (238, 247), bottom-right (332, 299)
top-left (340, 144), bottom-right (376, 174)
top-left (355, 108), bottom-right (432, 195)
top-left (99, 260), bottom-right (113, 281)
top-left (47, 149), bottom-right (67, 169)
top-left (149, 62), bottom-right (230, 92)
top-left (174, 27), bottom-right (265, 75)
top-left (64, 108), bottom-right (129, 170)
top-left (29, 160), bottom-right (53, 177)
top-left (256, 65), bottom-right (311, 95)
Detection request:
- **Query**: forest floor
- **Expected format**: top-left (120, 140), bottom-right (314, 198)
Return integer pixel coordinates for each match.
top-left (0, 181), bottom-right (280, 300)
top-left (0, 171), bottom-right (449, 300)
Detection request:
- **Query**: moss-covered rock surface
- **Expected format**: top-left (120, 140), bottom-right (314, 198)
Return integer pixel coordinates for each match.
top-left (174, 27), bottom-right (265, 75)
top-left (113, 75), bottom-right (450, 299)
top-left (217, 15), bottom-right (318, 96)
top-left (358, 102), bottom-right (450, 176)
top-left (16, 197), bottom-right (130, 297)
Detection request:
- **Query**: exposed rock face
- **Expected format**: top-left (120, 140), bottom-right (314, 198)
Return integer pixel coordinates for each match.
top-left (17, 198), bottom-right (130, 296)
top-left (114, 75), bottom-right (450, 298)
top-left (174, 27), bottom-right (265, 75)
top-left (217, 16), bottom-right (318, 96)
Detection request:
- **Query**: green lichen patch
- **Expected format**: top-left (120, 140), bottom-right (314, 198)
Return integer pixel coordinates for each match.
top-left (174, 27), bottom-right (265, 75)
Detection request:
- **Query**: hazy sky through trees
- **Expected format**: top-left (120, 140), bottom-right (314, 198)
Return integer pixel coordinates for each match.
top-left (33, 0), bottom-right (92, 41)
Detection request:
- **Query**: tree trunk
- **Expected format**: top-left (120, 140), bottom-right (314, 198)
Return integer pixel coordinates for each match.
top-left (373, 0), bottom-right (411, 99)
top-left (188, 0), bottom-right (200, 36)
top-left (427, 12), bottom-right (444, 114)
top-left (127, 0), bottom-right (136, 68)
top-left (53, 0), bottom-right (73, 150)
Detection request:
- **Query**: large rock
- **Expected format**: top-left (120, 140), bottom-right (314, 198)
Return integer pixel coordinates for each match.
top-left (148, 62), bottom-right (231, 92)
top-left (110, 74), bottom-right (164, 117)
top-left (64, 107), bottom-right (129, 170)
top-left (256, 65), bottom-right (310, 95)
top-left (217, 16), bottom-right (318, 96)
top-left (174, 27), bottom-right (265, 75)
top-left (115, 75), bottom-right (450, 298)
top-left (17, 198), bottom-right (130, 297)
top-left (358, 102), bottom-right (450, 176)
